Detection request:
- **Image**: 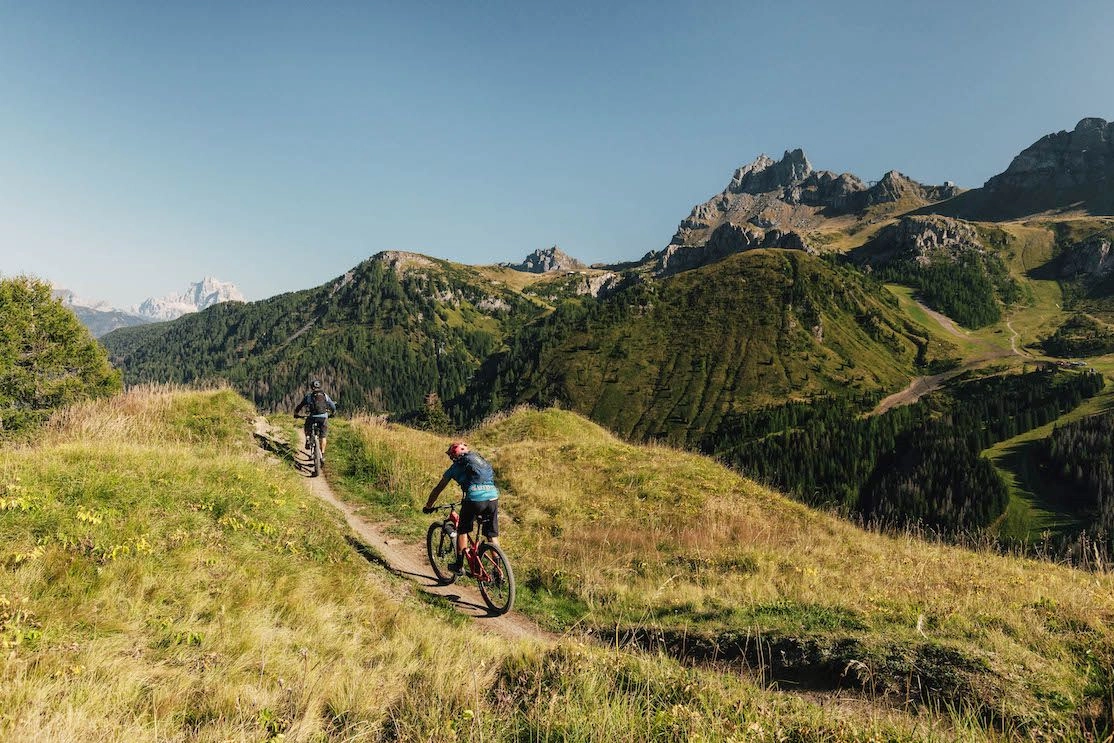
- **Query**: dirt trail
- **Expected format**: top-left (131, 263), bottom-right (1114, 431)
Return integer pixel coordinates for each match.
top-left (871, 303), bottom-right (1026, 415)
top-left (252, 418), bottom-right (553, 643)
top-left (915, 300), bottom-right (968, 340)
top-left (250, 420), bottom-right (962, 728)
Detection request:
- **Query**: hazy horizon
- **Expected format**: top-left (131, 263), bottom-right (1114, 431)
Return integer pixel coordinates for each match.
top-left (2, 1), bottom-right (1112, 307)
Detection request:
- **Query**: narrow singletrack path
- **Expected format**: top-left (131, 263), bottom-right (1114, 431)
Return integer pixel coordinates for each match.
top-left (251, 419), bottom-right (964, 731)
top-left (253, 417), bottom-right (552, 643)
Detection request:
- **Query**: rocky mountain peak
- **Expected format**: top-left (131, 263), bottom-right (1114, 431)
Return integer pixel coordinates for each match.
top-left (134, 277), bottom-right (244, 321)
top-left (728, 149), bottom-right (814, 194)
top-left (505, 246), bottom-right (587, 273)
top-left (943, 117), bottom-right (1114, 219)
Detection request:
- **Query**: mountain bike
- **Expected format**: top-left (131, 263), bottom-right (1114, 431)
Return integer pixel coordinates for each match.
top-left (294, 415), bottom-right (324, 477)
top-left (426, 503), bottom-right (515, 615)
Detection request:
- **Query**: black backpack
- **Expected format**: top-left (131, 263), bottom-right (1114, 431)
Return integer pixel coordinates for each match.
top-left (308, 390), bottom-right (330, 415)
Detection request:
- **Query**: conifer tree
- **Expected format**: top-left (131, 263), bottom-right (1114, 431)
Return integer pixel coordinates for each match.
top-left (0, 276), bottom-right (122, 434)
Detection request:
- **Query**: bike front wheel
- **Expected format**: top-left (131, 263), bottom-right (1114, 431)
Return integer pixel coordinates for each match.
top-left (312, 435), bottom-right (322, 477)
top-left (476, 543), bottom-right (515, 615)
top-left (426, 522), bottom-right (458, 585)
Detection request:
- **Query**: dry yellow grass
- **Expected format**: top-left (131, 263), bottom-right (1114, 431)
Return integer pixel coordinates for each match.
top-left (3, 388), bottom-right (1015, 741)
top-left (337, 407), bottom-right (1114, 735)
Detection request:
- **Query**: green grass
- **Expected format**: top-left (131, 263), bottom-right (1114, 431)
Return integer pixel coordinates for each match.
top-left (884, 284), bottom-right (987, 359)
top-left (460, 251), bottom-right (953, 445)
top-left (339, 406), bottom-right (1114, 737)
top-left (988, 378), bottom-right (1114, 541)
top-left (1, 387), bottom-right (1029, 741)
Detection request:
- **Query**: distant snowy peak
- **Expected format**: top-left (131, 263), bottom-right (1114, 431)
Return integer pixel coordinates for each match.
top-left (134, 277), bottom-right (245, 321)
top-left (52, 285), bottom-right (115, 313)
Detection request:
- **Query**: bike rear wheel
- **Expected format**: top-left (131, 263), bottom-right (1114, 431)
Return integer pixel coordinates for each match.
top-left (476, 543), bottom-right (515, 615)
top-left (312, 433), bottom-right (322, 477)
top-left (426, 522), bottom-right (458, 585)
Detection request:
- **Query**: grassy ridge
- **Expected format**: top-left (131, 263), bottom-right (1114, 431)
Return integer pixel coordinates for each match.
top-left (456, 251), bottom-right (954, 445)
top-left (101, 254), bottom-right (547, 417)
top-left (335, 408), bottom-right (1114, 737)
top-left (3, 388), bottom-right (1007, 742)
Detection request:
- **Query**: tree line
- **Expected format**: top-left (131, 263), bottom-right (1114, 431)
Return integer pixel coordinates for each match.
top-left (710, 369), bottom-right (1104, 533)
top-left (1041, 412), bottom-right (1114, 550)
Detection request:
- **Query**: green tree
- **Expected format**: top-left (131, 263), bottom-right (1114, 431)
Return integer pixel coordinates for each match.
top-left (415, 391), bottom-right (452, 434)
top-left (0, 276), bottom-right (122, 435)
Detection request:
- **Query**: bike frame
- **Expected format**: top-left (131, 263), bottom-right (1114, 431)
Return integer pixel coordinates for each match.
top-left (442, 505), bottom-right (494, 581)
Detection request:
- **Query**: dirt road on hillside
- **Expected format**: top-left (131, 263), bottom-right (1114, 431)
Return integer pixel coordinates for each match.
top-left (870, 303), bottom-right (1028, 415)
top-left (252, 418), bottom-right (552, 643)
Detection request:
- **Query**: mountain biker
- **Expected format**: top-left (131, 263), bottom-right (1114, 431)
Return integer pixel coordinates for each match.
top-left (293, 380), bottom-right (337, 461)
top-left (423, 441), bottom-right (499, 574)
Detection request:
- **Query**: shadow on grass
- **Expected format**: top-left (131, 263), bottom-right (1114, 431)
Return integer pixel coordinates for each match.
top-left (253, 429), bottom-right (316, 477)
top-left (344, 534), bottom-right (392, 571)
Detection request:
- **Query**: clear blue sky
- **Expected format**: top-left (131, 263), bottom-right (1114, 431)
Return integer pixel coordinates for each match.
top-left (2, 1), bottom-right (1111, 308)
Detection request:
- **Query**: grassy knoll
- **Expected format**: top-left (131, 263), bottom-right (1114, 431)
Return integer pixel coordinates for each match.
top-left (336, 408), bottom-right (1114, 738)
top-left (2, 387), bottom-right (1008, 742)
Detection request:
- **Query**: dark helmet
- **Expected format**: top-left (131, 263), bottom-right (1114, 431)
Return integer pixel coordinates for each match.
top-left (311, 380), bottom-right (322, 390)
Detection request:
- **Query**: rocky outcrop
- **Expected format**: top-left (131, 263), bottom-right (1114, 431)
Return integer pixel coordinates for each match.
top-left (868, 216), bottom-right (984, 265)
top-left (376, 251), bottom-right (436, 273)
top-left (1058, 234), bottom-right (1114, 279)
top-left (670, 150), bottom-right (959, 248)
top-left (987, 118), bottom-right (1113, 209)
top-left (648, 222), bottom-right (814, 277)
top-left (505, 246), bottom-right (586, 273)
top-left (933, 118), bottom-right (1114, 219)
top-left (573, 272), bottom-right (623, 297)
top-left (864, 171), bottom-right (962, 207)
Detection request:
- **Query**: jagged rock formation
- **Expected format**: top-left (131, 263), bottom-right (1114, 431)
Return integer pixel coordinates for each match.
top-left (865, 171), bottom-right (960, 208)
top-left (134, 277), bottom-right (244, 321)
top-left (504, 246), bottom-right (587, 273)
top-left (1058, 234), bottom-right (1114, 279)
top-left (648, 223), bottom-right (814, 277)
top-left (670, 150), bottom-right (960, 248)
top-left (932, 117), bottom-right (1114, 220)
top-left (572, 272), bottom-right (624, 297)
top-left (869, 216), bottom-right (984, 264)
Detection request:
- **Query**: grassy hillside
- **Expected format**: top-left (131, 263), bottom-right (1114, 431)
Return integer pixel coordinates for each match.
top-left (455, 250), bottom-right (954, 445)
top-left (101, 253), bottom-right (547, 417)
top-left (4, 387), bottom-right (1026, 742)
top-left (331, 408), bottom-right (1114, 738)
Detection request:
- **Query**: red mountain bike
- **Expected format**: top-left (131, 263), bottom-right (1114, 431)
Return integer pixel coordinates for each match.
top-left (426, 503), bottom-right (515, 615)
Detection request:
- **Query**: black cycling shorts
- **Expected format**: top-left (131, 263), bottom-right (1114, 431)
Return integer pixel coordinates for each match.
top-left (304, 416), bottom-right (329, 438)
top-left (458, 499), bottom-right (498, 538)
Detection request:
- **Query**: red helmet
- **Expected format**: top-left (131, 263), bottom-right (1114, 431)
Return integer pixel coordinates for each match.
top-left (446, 441), bottom-right (469, 459)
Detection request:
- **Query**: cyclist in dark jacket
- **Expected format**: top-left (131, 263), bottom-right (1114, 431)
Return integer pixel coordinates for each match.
top-left (293, 380), bottom-right (337, 460)
top-left (423, 441), bottom-right (499, 573)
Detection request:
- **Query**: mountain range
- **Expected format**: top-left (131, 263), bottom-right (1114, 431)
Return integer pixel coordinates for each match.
top-left (99, 117), bottom-right (1114, 548)
top-left (56, 277), bottom-right (244, 336)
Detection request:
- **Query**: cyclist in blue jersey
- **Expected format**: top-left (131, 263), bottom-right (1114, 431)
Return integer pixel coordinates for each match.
top-left (423, 441), bottom-right (499, 574)
top-left (293, 380), bottom-right (337, 461)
